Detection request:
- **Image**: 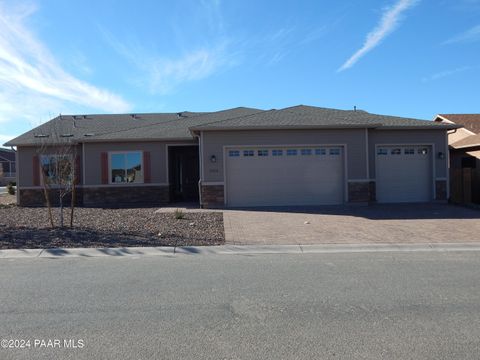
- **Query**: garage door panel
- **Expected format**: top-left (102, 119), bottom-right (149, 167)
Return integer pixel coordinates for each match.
top-left (376, 146), bottom-right (432, 203)
top-left (226, 147), bottom-right (344, 206)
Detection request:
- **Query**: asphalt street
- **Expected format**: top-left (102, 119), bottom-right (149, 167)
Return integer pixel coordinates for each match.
top-left (0, 251), bottom-right (479, 359)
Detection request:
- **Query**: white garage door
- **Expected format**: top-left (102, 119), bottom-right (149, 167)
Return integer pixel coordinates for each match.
top-left (376, 145), bottom-right (432, 203)
top-left (225, 146), bottom-right (344, 207)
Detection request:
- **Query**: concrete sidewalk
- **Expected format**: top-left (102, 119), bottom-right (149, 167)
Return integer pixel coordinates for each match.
top-left (1, 243), bottom-right (480, 259)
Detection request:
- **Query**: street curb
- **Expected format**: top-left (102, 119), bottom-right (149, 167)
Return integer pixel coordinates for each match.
top-left (1, 243), bottom-right (480, 259)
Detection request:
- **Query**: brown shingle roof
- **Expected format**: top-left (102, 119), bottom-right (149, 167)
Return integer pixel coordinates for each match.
top-left (450, 133), bottom-right (480, 149)
top-left (439, 114), bottom-right (480, 134)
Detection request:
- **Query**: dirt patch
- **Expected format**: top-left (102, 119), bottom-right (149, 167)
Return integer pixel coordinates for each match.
top-left (0, 194), bottom-right (15, 206)
top-left (0, 207), bottom-right (224, 249)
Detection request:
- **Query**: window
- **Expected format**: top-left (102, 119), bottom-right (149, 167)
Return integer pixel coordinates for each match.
top-left (329, 148), bottom-right (341, 155)
top-left (315, 148), bottom-right (326, 155)
top-left (40, 155), bottom-right (73, 184)
top-left (272, 149), bottom-right (283, 156)
top-left (110, 152), bottom-right (143, 184)
top-left (243, 150), bottom-right (254, 157)
top-left (377, 148), bottom-right (388, 155)
top-left (418, 148), bottom-right (429, 155)
top-left (228, 150), bottom-right (240, 157)
top-left (257, 149), bottom-right (268, 156)
top-left (286, 149), bottom-right (298, 156)
top-left (301, 149), bottom-right (312, 156)
top-left (391, 148), bottom-right (402, 155)
top-left (404, 148), bottom-right (415, 155)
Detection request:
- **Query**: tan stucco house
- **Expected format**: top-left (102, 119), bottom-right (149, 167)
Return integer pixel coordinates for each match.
top-left (5, 105), bottom-right (458, 207)
top-left (434, 114), bottom-right (480, 203)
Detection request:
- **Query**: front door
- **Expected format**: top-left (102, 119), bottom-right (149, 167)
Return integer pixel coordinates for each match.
top-left (169, 146), bottom-right (199, 202)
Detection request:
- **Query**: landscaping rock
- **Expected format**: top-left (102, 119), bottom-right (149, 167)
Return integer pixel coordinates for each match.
top-left (0, 207), bottom-right (224, 249)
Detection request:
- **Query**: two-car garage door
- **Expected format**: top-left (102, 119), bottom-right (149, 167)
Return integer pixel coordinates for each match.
top-left (225, 146), bottom-right (344, 207)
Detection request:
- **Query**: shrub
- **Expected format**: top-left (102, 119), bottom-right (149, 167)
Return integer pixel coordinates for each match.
top-left (8, 181), bottom-right (16, 187)
top-left (6, 183), bottom-right (15, 195)
top-left (174, 209), bottom-right (185, 220)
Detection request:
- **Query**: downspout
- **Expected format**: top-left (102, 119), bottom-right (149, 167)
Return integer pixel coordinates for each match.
top-left (193, 132), bottom-right (203, 208)
top-left (445, 129), bottom-right (457, 201)
top-left (12, 146), bottom-right (19, 205)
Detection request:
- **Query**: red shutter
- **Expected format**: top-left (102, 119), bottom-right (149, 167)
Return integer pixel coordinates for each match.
top-left (143, 151), bottom-right (151, 183)
top-left (101, 152), bottom-right (109, 184)
top-left (74, 156), bottom-right (81, 185)
top-left (33, 155), bottom-right (40, 186)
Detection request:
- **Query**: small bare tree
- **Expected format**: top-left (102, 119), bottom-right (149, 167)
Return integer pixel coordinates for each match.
top-left (37, 117), bottom-right (78, 228)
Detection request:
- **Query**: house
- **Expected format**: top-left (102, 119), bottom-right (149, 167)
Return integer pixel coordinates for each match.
top-left (4, 105), bottom-right (458, 207)
top-left (434, 114), bottom-right (480, 204)
top-left (0, 148), bottom-right (16, 186)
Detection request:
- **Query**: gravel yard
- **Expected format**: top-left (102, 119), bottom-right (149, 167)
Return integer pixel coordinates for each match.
top-left (0, 206), bottom-right (224, 249)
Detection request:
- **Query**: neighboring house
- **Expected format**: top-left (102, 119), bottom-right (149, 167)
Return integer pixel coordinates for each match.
top-left (4, 105), bottom-right (458, 207)
top-left (434, 114), bottom-right (480, 204)
top-left (0, 148), bottom-right (16, 186)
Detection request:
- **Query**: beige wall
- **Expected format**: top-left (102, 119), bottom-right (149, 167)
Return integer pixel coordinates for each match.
top-left (83, 141), bottom-right (196, 185)
top-left (368, 129), bottom-right (448, 179)
top-left (16, 129), bottom-right (449, 190)
top-left (17, 145), bottom-right (83, 187)
top-left (201, 129), bottom-right (368, 182)
top-left (17, 141), bottom-right (196, 188)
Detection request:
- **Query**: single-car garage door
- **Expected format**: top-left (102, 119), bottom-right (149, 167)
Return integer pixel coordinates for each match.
top-left (376, 145), bottom-right (432, 203)
top-left (225, 146), bottom-right (344, 207)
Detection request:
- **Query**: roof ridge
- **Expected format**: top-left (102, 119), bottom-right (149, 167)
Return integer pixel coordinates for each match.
top-left (188, 108), bottom-right (268, 128)
top-left (80, 107), bottom-right (265, 138)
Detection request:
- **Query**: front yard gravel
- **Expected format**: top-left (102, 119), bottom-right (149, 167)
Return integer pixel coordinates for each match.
top-left (0, 206), bottom-right (224, 249)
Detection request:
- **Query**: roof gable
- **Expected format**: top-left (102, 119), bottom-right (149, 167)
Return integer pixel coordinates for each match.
top-left (438, 114), bottom-right (480, 134)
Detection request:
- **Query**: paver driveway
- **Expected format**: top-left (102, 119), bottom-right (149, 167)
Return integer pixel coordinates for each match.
top-left (222, 204), bottom-right (480, 245)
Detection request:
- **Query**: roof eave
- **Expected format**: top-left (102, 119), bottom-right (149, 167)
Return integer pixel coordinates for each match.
top-left (188, 124), bottom-right (384, 131)
top-left (451, 143), bottom-right (480, 150)
top-left (81, 136), bottom-right (196, 143)
top-left (377, 125), bottom-right (462, 130)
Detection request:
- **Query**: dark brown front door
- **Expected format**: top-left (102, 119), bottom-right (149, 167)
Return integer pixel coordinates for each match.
top-left (169, 146), bottom-right (199, 202)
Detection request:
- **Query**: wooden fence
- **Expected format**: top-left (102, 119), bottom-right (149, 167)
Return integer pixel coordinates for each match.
top-left (450, 168), bottom-right (480, 204)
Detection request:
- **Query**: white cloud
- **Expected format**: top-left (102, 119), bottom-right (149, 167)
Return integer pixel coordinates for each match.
top-left (421, 65), bottom-right (478, 82)
top-left (102, 29), bottom-right (234, 95)
top-left (443, 25), bottom-right (480, 44)
top-left (0, 133), bottom-right (15, 146)
top-left (338, 0), bottom-right (419, 72)
top-left (0, 2), bottom-right (131, 126)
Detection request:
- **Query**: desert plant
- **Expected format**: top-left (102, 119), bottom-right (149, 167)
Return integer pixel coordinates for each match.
top-left (174, 209), bottom-right (185, 220)
top-left (6, 183), bottom-right (15, 195)
top-left (38, 118), bottom-right (79, 228)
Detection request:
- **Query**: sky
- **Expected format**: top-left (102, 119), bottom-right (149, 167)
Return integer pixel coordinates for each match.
top-left (1, 0), bottom-right (480, 146)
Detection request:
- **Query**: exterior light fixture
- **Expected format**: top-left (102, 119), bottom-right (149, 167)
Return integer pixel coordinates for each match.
top-left (210, 155), bottom-right (217, 163)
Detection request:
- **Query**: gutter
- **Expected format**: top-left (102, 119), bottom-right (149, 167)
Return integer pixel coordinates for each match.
top-left (188, 124), bottom-right (461, 132)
